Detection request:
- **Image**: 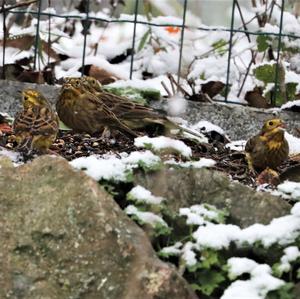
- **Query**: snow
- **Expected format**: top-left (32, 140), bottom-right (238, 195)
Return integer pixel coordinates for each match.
top-left (222, 258), bottom-right (285, 299)
top-left (225, 140), bottom-right (246, 152)
top-left (125, 205), bottom-right (168, 227)
top-left (134, 136), bottom-right (192, 158)
top-left (0, 147), bottom-right (22, 167)
top-left (191, 120), bottom-right (225, 135)
top-left (285, 132), bottom-right (300, 155)
top-left (165, 158), bottom-right (216, 168)
top-left (281, 99), bottom-right (300, 110)
top-left (192, 202), bottom-right (300, 250)
top-left (166, 95), bottom-right (187, 116)
top-left (182, 242), bottom-right (197, 267)
top-left (193, 224), bottom-right (241, 250)
top-left (127, 185), bottom-right (165, 205)
top-left (160, 242), bottom-right (183, 256)
top-left (179, 204), bottom-right (220, 226)
top-left (278, 246), bottom-right (300, 273)
top-left (70, 151), bottom-right (161, 182)
top-left (276, 181), bottom-right (300, 200)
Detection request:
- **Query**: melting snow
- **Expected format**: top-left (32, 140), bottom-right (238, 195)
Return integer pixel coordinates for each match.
top-left (127, 185), bottom-right (165, 205)
top-left (134, 135), bottom-right (192, 158)
top-left (70, 150), bottom-right (161, 182)
top-left (125, 205), bottom-right (168, 227)
top-left (276, 181), bottom-right (300, 200)
top-left (222, 258), bottom-right (285, 299)
top-left (165, 158), bottom-right (216, 168)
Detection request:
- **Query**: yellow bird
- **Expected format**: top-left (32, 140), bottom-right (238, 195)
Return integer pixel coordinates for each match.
top-left (61, 76), bottom-right (204, 139)
top-left (56, 80), bottom-right (138, 137)
top-left (13, 89), bottom-right (59, 154)
top-left (245, 118), bottom-right (289, 171)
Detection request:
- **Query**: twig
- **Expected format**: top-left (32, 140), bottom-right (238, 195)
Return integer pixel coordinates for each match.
top-left (167, 73), bottom-right (191, 97)
top-left (0, 0), bottom-right (37, 13)
top-left (235, 0), bottom-right (251, 43)
top-left (237, 51), bottom-right (257, 97)
top-left (161, 81), bottom-right (172, 97)
top-left (167, 73), bottom-right (176, 95)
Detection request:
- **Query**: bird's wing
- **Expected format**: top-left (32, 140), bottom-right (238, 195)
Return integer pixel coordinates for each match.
top-left (77, 92), bottom-right (138, 137)
top-left (98, 91), bottom-right (161, 120)
top-left (14, 107), bottom-right (58, 136)
top-left (245, 135), bottom-right (256, 153)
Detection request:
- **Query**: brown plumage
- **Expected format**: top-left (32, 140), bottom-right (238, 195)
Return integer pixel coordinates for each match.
top-left (56, 81), bottom-right (138, 137)
top-left (13, 89), bottom-right (59, 154)
top-left (63, 76), bottom-right (204, 139)
top-left (245, 118), bottom-right (289, 171)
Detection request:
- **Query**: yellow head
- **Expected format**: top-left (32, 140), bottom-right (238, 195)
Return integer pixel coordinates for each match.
top-left (22, 89), bottom-right (50, 109)
top-left (82, 76), bottom-right (102, 92)
top-left (261, 118), bottom-right (286, 135)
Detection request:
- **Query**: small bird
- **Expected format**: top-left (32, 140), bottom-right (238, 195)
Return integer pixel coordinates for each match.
top-left (245, 118), bottom-right (289, 171)
top-left (13, 89), bottom-right (59, 154)
top-left (56, 80), bottom-right (138, 137)
top-left (64, 76), bottom-right (204, 139)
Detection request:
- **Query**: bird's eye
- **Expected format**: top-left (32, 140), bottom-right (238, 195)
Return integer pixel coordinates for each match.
top-left (24, 96), bottom-right (29, 101)
top-left (269, 121), bottom-right (273, 126)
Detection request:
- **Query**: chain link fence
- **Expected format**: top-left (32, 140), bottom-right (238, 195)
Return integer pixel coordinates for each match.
top-left (0, 0), bottom-right (297, 105)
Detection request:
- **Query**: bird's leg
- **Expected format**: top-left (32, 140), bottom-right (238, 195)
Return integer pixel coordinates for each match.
top-left (245, 152), bottom-right (257, 176)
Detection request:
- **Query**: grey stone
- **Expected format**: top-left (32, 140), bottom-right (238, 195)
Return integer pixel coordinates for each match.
top-left (0, 156), bottom-right (197, 299)
top-left (134, 166), bottom-right (291, 228)
top-left (1, 79), bottom-right (300, 140)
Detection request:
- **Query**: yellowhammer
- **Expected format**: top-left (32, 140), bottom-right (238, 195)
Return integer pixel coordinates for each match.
top-left (13, 89), bottom-right (59, 154)
top-left (245, 118), bottom-right (289, 171)
top-left (56, 81), bottom-right (138, 137)
top-left (61, 76), bottom-right (203, 139)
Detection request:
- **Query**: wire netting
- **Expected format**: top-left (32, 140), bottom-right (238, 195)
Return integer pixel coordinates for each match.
top-left (0, 0), bottom-right (296, 105)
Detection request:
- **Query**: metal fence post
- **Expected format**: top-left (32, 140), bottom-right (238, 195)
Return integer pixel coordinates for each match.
top-left (177, 0), bottom-right (188, 87)
top-left (273, 0), bottom-right (285, 105)
top-left (129, 0), bottom-right (139, 80)
top-left (225, 0), bottom-right (236, 102)
top-left (81, 0), bottom-right (90, 77)
top-left (33, 0), bottom-right (43, 70)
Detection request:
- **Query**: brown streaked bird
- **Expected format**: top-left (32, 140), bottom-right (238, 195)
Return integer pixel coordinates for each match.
top-left (67, 76), bottom-right (204, 139)
top-left (13, 89), bottom-right (59, 154)
top-left (56, 80), bottom-right (138, 137)
top-left (245, 118), bottom-right (289, 171)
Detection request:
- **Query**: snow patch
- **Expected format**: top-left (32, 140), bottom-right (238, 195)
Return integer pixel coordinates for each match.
top-left (134, 136), bottom-right (192, 158)
top-left (70, 151), bottom-right (161, 182)
top-left (127, 185), bottom-right (165, 205)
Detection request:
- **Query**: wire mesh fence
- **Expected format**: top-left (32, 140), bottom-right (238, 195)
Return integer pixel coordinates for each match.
top-left (0, 0), bottom-right (298, 106)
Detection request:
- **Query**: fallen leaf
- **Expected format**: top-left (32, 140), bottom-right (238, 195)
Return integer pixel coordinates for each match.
top-left (79, 64), bottom-right (120, 85)
top-left (245, 87), bottom-right (270, 108)
top-left (201, 81), bottom-right (225, 98)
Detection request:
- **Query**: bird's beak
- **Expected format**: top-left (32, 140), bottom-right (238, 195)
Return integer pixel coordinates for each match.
top-left (279, 121), bottom-right (286, 128)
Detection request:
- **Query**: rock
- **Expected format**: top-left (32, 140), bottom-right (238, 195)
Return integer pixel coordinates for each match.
top-left (1, 80), bottom-right (300, 139)
top-left (134, 166), bottom-right (291, 228)
top-left (0, 156), bottom-right (197, 299)
top-left (0, 80), bottom-right (60, 117)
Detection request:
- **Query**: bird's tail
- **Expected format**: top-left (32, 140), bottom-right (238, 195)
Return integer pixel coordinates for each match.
top-left (118, 123), bottom-right (139, 138)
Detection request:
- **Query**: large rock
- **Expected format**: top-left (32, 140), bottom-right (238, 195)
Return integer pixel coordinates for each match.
top-left (0, 156), bottom-right (197, 299)
top-left (1, 79), bottom-right (300, 139)
top-left (134, 166), bottom-right (292, 228)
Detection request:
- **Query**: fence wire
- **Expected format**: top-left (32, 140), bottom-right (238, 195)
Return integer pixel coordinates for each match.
top-left (0, 0), bottom-right (293, 105)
